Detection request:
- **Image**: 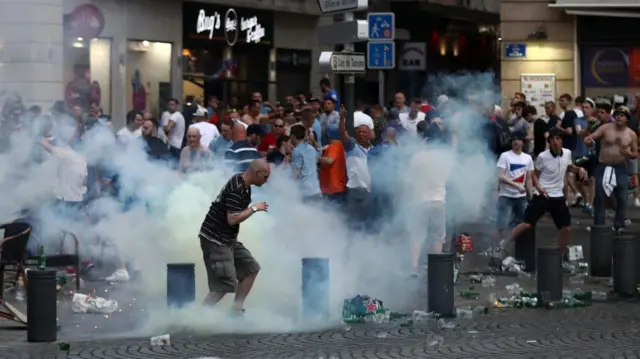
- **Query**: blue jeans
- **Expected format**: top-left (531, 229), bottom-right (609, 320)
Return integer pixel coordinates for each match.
top-left (594, 163), bottom-right (628, 229)
top-left (496, 196), bottom-right (527, 230)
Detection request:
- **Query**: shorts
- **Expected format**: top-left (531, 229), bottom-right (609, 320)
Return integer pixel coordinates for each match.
top-left (200, 238), bottom-right (261, 293)
top-left (405, 201), bottom-right (447, 247)
top-left (523, 195), bottom-right (571, 229)
top-left (496, 196), bottom-right (527, 230)
top-left (626, 158), bottom-right (638, 175)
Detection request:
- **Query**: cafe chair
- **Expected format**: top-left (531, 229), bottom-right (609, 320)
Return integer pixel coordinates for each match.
top-left (26, 229), bottom-right (81, 291)
top-left (0, 222), bottom-right (31, 323)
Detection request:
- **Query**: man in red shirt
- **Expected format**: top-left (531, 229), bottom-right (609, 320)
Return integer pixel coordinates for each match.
top-left (257, 117), bottom-right (286, 156)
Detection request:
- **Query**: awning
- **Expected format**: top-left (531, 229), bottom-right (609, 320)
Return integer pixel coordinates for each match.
top-left (549, 0), bottom-right (640, 7)
top-left (549, 0), bottom-right (640, 18)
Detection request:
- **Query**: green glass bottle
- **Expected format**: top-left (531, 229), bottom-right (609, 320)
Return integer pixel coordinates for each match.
top-left (37, 246), bottom-right (46, 270)
top-left (460, 290), bottom-right (479, 299)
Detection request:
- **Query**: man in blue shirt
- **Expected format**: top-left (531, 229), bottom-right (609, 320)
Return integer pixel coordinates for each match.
top-left (224, 123), bottom-right (261, 173)
top-left (290, 124), bottom-right (322, 203)
top-left (319, 78), bottom-right (340, 111)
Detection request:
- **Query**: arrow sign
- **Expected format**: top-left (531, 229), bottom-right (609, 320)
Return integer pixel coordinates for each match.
top-left (317, 0), bottom-right (368, 14)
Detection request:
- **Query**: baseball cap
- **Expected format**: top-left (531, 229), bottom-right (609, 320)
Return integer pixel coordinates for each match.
top-left (613, 105), bottom-right (631, 119)
top-left (309, 97), bottom-right (320, 104)
top-left (246, 124), bottom-right (265, 136)
top-left (326, 125), bottom-right (340, 140)
top-left (193, 106), bottom-right (208, 117)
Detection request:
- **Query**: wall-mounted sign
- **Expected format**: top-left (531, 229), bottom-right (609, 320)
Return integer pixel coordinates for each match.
top-left (185, 2), bottom-right (273, 46)
top-left (64, 3), bottom-right (105, 39)
top-left (276, 48), bottom-right (312, 72)
top-left (398, 42), bottom-right (426, 71)
top-left (504, 43), bottom-right (526, 58)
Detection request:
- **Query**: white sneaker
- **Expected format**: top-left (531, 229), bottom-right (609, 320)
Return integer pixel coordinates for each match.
top-left (635, 198), bottom-right (640, 207)
top-left (105, 268), bottom-right (130, 282)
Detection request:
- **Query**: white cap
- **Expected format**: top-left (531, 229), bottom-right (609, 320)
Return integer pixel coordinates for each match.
top-left (193, 106), bottom-right (208, 117)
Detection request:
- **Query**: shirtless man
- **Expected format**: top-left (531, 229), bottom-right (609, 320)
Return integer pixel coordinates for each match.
top-left (241, 100), bottom-right (270, 127)
top-left (584, 106), bottom-right (639, 233)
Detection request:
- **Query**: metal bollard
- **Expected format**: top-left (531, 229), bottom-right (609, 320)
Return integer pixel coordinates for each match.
top-left (590, 225), bottom-right (613, 277)
top-left (427, 253), bottom-right (454, 317)
top-left (301, 258), bottom-right (330, 318)
top-left (27, 269), bottom-right (57, 342)
top-left (536, 247), bottom-right (563, 302)
top-left (166, 263), bottom-right (195, 308)
top-left (613, 235), bottom-right (638, 296)
top-left (514, 226), bottom-right (536, 273)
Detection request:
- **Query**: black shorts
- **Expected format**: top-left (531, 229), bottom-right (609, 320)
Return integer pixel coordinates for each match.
top-left (200, 238), bottom-right (261, 293)
top-left (523, 195), bottom-right (571, 229)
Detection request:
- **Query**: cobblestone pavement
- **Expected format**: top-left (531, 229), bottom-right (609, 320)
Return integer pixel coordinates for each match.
top-left (2, 207), bottom-right (640, 359)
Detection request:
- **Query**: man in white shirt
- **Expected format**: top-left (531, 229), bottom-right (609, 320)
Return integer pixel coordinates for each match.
top-left (116, 110), bottom-right (143, 143)
top-left (189, 106), bottom-right (219, 147)
top-left (495, 131), bottom-right (534, 251)
top-left (502, 130), bottom-right (586, 259)
top-left (162, 98), bottom-right (186, 160)
top-left (40, 137), bottom-right (88, 204)
top-left (399, 99), bottom-right (426, 135)
top-left (404, 138), bottom-right (453, 275)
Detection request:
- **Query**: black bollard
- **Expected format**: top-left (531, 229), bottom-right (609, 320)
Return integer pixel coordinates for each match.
top-left (427, 253), bottom-right (454, 317)
top-left (27, 269), bottom-right (57, 342)
top-left (166, 263), bottom-right (195, 308)
top-left (301, 258), bottom-right (330, 318)
top-left (536, 247), bottom-right (563, 302)
top-left (514, 227), bottom-right (536, 273)
top-left (613, 235), bottom-right (638, 296)
top-left (590, 225), bottom-right (613, 277)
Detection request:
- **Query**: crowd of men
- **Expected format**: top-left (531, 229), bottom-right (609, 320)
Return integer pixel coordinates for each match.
top-left (0, 78), bottom-right (637, 291)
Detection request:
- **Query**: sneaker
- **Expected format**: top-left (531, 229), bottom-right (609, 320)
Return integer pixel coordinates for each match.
top-left (105, 268), bottom-right (130, 282)
top-left (613, 227), bottom-right (626, 236)
top-left (624, 218), bottom-right (632, 226)
top-left (571, 195), bottom-right (583, 207)
top-left (635, 198), bottom-right (640, 207)
top-left (230, 308), bottom-right (245, 317)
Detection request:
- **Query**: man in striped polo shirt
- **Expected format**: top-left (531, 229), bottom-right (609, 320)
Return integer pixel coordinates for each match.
top-left (224, 123), bottom-right (262, 173)
top-left (199, 159), bottom-right (270, 312)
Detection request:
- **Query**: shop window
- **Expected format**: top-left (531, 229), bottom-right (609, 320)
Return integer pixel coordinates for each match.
top-left (63, 37), bottom-right (112, 114)
top-left (126, 41), bottom-right (173, 116)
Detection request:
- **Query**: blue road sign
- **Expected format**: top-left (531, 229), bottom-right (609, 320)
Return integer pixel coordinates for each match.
top-left (504, 43), bottom-right (526, 58)
top-left (367, 41), bottom-right (395, 69)
top-left (367, 12), bottom-right (395, 41)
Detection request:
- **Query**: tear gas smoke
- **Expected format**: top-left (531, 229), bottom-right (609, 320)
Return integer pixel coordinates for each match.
top-left (0, 73), bottom-right (499, 335)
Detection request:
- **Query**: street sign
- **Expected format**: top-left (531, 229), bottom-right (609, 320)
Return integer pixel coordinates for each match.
top-left (316, 20), bottom-right (369, 45)
top-left (319, 51), bottom-right (366, 73)
top-left (367, 41), bottom-right (395, 69)
top-left (317, 0), bottom-right (368, 14)
top-left (504, 43), bottom-right (526, 58)
top-left (367, 12), bottom-right (394, 41)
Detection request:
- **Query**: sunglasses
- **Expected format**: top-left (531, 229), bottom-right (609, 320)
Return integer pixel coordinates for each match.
top-left (274, 124), bottom-right (284, 128)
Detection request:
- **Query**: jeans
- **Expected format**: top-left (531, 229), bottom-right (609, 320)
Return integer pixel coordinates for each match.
top-left (594, 163), bottom-right (628, 229)
top-left (496, 196), bottom-right (528, 230)
top-left (347, 187), bottom-right (371, 231)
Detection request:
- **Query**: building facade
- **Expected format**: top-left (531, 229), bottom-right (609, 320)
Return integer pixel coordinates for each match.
top-left (0, 0), bottom-right (330, 130)
top-left (501, 0), bottom-right (640, 111)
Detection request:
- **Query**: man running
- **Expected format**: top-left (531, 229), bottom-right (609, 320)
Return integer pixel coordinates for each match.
top-left (584, 106), bottom-right (639, 233)
top-left (198, 159), bottom-right (270, 313)
top-left (502, 130), bottom-right (586, 259)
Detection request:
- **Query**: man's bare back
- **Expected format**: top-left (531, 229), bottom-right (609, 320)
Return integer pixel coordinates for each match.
top-left (598, 123), bottom-right (637, 165)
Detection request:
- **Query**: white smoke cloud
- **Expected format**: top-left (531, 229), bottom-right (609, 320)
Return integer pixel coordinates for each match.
top-left (0, 72), bottom-right (500, 335)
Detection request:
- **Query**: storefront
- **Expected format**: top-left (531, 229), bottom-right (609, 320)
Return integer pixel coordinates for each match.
top-left (182, 1), bottom-right (275, 104)
top-left (275, 48), bottom-right (312, 98)
top-left (578, 16), bottom-right (640, 105)
top-left (62, 0), bottom-right (182, 128)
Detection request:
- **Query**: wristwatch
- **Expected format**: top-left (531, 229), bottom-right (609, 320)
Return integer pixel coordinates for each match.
top-left (251, 206), bottom-right (257, 213)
